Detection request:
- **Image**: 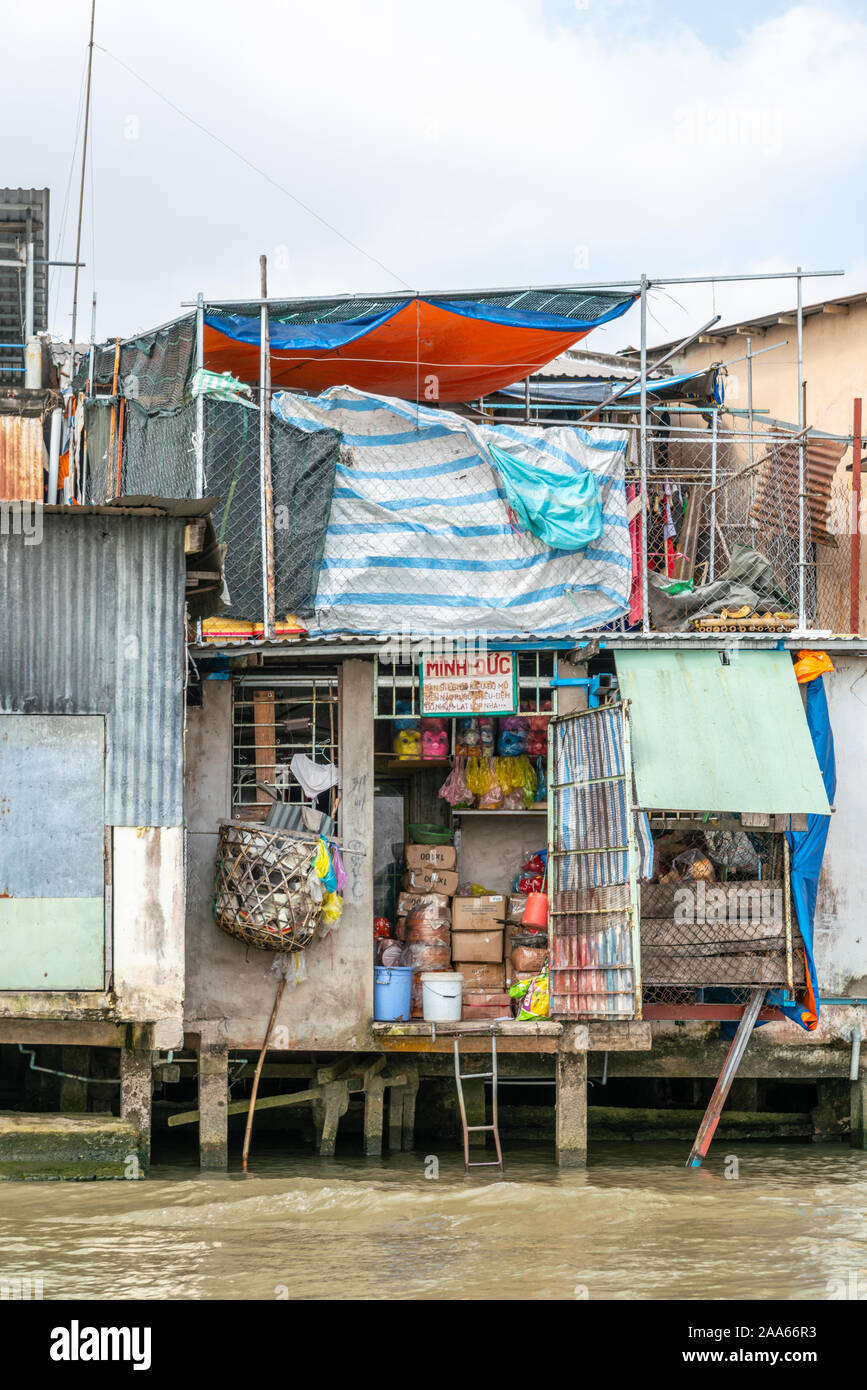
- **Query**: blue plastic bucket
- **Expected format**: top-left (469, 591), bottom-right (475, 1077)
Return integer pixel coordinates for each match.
top-left (374, 965), bottom-right (414, 1022)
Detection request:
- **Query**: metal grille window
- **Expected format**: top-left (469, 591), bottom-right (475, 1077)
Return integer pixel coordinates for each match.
top-left (549, 703), bottom-right (641, 1019)
top-left (232, 671), bottom-right (339, 826)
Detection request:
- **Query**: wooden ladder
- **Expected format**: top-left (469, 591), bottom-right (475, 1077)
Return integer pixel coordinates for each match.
top-left (454, 1036), bottom-right (504, 1173)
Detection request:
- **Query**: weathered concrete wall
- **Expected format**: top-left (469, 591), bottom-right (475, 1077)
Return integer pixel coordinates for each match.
top-left (184, 660), bottom-right (374, 1049)
top-left (458, 815), bottom-right (547, 897)
top-left (112, 828), bottom-right (185, 1049)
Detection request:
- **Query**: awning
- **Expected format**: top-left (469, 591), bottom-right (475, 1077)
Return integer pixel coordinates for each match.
top-left (202, 290), bottom-right (637, 402)
top-left (498, 366), bottom-right (723, 408)
top-left (614, 649), bottom-right (832, 814)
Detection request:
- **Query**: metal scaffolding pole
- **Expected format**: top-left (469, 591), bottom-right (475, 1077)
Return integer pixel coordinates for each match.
top-left (639, 273), bottom-right (649, 633)
top-left (259, 258), bottom-right (276, 640)
top-left (797, 268), bottom-right (806, 630)
top-left (709, 411), bottom-right (718, 581)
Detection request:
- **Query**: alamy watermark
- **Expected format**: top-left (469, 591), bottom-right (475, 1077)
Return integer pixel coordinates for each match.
top-left (673, 880), bottom-right (782, 927)
top-left (0, 500), bottom-right (42, 545)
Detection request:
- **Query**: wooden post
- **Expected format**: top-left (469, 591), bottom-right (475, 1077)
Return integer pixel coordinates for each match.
top-left (687, 989), bottom-right (764, 1167)
top-left (253, 688), bottom-right (276, 818)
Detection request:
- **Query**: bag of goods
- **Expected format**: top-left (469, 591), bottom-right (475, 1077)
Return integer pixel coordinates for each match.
top-left (477, 756), bottom-right (503, 809)
top-left (402, 942), bottom-right (451, 971)
top-left (514, 850), bottom-right (547, 895)
top-left (525, 714), bottom-right (550, 758)
top-left (456, 882), bottom-right (499, 897)
top-left (502, 787), bottom-right (526, 810)
top-left (511, 944), bottom-right (548, 973)
top-left (376, 938), bottom-right (404, 967)
top-left (455, 717), bottom-right (481, 757)
top-left (438, 756), bottom-right (474, 808)
top-left (672, 848), bottom-right (716, 882)
top-left (373, 916), bottom-right (392, 940)
top-left (497, 716), bottom-right (527, 757)
top-left (478, 716), bottom-right (495, 752)
top-left (404, 910), bottom-right (451, 948)
top-left (392, 726), bottom-right (421, 760)
top-left (534, 755), bottom-right (547, 803)
top-left (509, 966), bottom-right (550, 1021)
top-left (421, 722), bottom-right (449, 759)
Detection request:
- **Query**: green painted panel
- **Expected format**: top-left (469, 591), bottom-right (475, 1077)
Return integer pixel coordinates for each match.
top-left (614, 650), bottom-right (831, 814)
top-left (0, 900), bottom-right (105, 990)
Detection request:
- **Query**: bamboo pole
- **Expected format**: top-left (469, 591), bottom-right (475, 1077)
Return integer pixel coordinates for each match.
top-left (242, 966), bottom-right (289, 1172)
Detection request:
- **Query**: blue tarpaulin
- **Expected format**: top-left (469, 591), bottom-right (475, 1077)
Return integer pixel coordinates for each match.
top-left (770, 676), bottom-right (836, 1030)
top-left (486, 441), bottom-right (603, 551)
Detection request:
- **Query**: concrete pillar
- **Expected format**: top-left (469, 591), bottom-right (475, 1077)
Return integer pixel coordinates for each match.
top-left (197, 1038), bottom-right (229, 1171)
top-left (120, 1026), bottom-right (154, 1176)
top-left (556, 1025), bottom-right (589, 1168)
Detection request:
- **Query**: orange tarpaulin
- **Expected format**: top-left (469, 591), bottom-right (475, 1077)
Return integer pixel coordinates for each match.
top-left (203, 294), bottom-right (637, 403)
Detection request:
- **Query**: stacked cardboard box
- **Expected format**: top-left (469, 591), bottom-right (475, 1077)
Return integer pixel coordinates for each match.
top-left (451, 895), bottom-right (509, 1020)
top-left (505, 894), bottom-right (547, 986)
top-left (401, 843), bottom-right (458, 1018)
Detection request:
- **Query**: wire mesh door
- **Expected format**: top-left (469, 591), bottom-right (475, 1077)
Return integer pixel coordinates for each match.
top-left (548, 702), bottom-right (641, 1019)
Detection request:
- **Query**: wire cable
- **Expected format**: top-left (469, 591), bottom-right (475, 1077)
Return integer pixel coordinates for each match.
top-left (93, 43), bottom-right (413, 292)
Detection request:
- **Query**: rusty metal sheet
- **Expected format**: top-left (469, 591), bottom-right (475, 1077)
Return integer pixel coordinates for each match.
top-left (0, 415), bottom-right (43, 501)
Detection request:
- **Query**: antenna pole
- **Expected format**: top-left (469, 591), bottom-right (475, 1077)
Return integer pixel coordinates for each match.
top-left (71, 0), bottom-right (96, 350)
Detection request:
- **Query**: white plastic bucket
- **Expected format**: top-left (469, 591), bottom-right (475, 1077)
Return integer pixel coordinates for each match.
top-left (420, 971), bottom-right (463, 1023)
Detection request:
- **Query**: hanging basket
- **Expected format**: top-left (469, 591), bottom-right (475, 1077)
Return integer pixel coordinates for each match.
top-left (214, 820), bottom-right (323, 953)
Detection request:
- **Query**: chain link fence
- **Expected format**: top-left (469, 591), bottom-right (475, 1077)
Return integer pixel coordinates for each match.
top-left (631, 416), bottom-right (854, 634)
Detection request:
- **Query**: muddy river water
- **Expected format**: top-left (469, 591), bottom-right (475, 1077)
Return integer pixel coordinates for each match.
top-left (1, 1143), bottom-right (865, 1300)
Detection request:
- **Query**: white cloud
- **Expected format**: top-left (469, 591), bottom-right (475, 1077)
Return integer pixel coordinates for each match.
top-left (3, 1), bottom-right (865, 341)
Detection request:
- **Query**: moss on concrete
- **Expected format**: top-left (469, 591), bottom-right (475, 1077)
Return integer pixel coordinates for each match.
top-left (0, 1111), bottom-right (145, 1181)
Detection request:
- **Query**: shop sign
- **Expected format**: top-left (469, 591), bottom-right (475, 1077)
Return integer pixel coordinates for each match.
top-left (419, 651), bottom-right (517, 716)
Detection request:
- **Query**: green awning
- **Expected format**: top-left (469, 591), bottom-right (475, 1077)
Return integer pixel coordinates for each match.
top-left (614, 649), bottom-right (831, 814)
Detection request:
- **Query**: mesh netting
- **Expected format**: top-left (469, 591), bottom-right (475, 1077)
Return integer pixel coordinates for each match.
top-left (75, 315), bottom-right (196, 413)
top-left (207, 288), bottom-right (634, 326)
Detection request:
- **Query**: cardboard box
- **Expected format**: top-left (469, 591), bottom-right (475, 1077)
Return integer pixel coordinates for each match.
top-left (403, 868), bottom-right (460, 897)
top-left (396, 890), bottom-right (450, 919)
top-left (463, 992), bottom-right (512, 1008)
top-left (451, 929), bottom-right (504, 963)
top-left (405, 842), bottom-right (457, 872)
top-left (451, 895), bottom-right (505, 932)
top-left (459, 962), bottom-right (506, 990)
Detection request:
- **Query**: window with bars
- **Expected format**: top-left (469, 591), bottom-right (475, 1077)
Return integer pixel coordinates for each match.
top-left (232, 670), bottom-right (340, 827)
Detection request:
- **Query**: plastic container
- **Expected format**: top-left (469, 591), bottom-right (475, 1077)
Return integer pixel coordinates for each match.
top-left (374, 965), bottom-right (415, 1021)
top-left (408, 822), bottom-right (454, 846)
top-left (420, 971), bottom-right (463, 1022)
top-left (522, 891), bottom-right (549, 929)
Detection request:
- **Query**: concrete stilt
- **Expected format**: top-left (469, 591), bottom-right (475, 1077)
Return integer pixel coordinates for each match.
top-left (197, 1039), bottom-right (229, 1171)
top-left (556, 1026), bottom-right (589, 1168)
top-left (363, 1074), bottom-right (387, 1156)
top-left (401, 1067), bottom-right (419, 1152)
top-left (120, 1026), bottom-right (154, 1177)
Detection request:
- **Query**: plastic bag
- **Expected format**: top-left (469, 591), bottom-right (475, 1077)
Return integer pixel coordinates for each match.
top-left (393, 727), bottom-right (421, 760)
top-left (509, 966), bottom-right (549, 1020)
top-left (331, 844), bottom-right (347, 894)
top-left (422, 728), bottom-right (449, 760)
top-left (535, 756), bottom-right (547, 803)
top-left (794, 649), bottom-right (834, 684)
top-left (321, 891), bottom-right (343, 923)
top-left (439, 756), bottom-right (473, 807)
top-left (672, 848), bottom-right (716, 882)
top-left (313, 838), bottom-right (338, 892)
top-left (478, 756), bottom-right (503, 808)
top-left (456, 717), bottom-right (480, 756)
top-left (478, 716), bottom-right (495, 751)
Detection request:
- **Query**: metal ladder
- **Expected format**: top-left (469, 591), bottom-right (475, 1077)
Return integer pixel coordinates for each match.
top-left (454, 1036), bottom-right (504, 1173)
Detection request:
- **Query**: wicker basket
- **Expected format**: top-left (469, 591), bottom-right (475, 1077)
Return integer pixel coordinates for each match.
top-left (214, 820), bottom-right (324, 953)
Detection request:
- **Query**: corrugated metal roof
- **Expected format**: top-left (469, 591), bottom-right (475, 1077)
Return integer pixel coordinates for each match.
top-left (0, 414), bottom-right (43, 500)
top-left (0, 512), bottom-right (186, 826)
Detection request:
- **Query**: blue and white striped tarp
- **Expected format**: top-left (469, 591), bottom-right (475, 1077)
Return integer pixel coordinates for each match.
top-left (271, 386), bottom-right (631, 637)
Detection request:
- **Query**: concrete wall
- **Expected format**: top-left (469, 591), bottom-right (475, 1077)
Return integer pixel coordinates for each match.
top-left (183, 660), bottom-right (374, 1050)
top-left (457, 815), bottom-right (546, 897)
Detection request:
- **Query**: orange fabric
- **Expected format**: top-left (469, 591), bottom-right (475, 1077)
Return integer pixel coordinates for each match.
top-left (797, 949), bottom-right (819, 1030)
top-left (203, 300), bottom-right (594, 402)
top-left (793, 649), bottom-right (834, 683)
top-left (57, 451), bottom-right (70, 486)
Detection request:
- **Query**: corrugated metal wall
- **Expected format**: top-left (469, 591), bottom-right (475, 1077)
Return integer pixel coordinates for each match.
top-left (0, 513), bottom-right (186, 825)
top-left (0, 415), bottom-right (44, 500)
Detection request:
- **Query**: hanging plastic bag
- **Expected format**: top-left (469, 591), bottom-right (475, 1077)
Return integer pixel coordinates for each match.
top-left (535, 755), bottom-right (547, 803)
top-left (478, 755), bottom-right (503, 808)
top-left (313, 838), bottom-right (338, 893)
top-left (439, 756), bottom-right (473, 807)
top-left (321, 891), bottom-right (343, 924)
top-left (331, 844), bottom-right (347, 894)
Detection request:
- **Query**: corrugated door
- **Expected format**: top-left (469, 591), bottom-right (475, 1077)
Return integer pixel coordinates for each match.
top-left (549, 703), bottom-right (641, 1019)
top-left (0, 715), bottom-right (106, 990)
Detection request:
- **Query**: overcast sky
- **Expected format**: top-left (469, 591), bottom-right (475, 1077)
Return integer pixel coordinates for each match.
top-left (6, 0), bottom-right (867, 353)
